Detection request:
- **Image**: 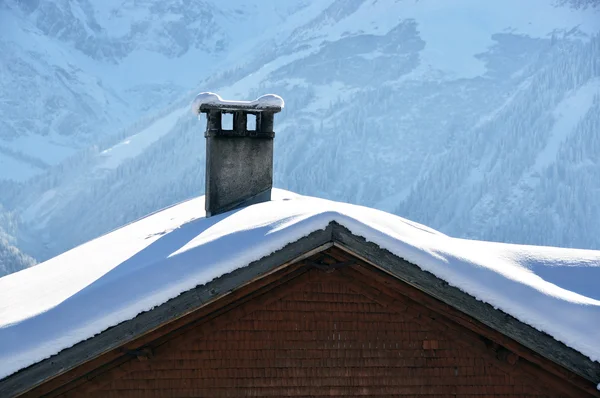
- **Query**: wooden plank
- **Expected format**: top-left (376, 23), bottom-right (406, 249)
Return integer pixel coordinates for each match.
top-left (59, 269), bottom-right (321, 397)
top-left (336, 265), bottom-right (599, 398)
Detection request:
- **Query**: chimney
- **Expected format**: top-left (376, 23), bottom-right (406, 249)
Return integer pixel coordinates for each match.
top-left (192, 92), bottom-right (284, 217)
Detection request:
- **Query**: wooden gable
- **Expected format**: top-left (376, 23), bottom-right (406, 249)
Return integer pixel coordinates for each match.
top-left (18, 246), bottom-right (599, 398)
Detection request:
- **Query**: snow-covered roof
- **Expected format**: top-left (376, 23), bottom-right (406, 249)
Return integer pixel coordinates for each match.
top-left (191, 92), bottom-right (284, 114)
top-left (1, 189), bottom-right (600, 381)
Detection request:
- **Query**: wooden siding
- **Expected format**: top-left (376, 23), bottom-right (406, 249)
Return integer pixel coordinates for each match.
top-left (9, 229), bottom-right (600, 398)
top-left (44, 249), bottom-right (587, 397)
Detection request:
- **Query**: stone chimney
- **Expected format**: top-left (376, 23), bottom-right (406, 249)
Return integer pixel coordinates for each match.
top-left (192, 92), bottom-right (284, 217)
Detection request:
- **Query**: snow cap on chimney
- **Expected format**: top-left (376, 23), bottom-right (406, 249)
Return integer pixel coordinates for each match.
top-left (192, 92), bottom-right (284, 217)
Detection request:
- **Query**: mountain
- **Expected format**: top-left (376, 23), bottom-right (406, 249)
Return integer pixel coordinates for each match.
top-left (0, 0), bottom-right (599, 275)
top-left (0, 0), bottom-right (310, 180)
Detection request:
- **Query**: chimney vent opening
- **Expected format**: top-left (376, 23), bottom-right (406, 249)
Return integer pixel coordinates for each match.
top-left (221, 113), bottom-right (233, 130)
top-left (247, 114), bottom-right (257, 131)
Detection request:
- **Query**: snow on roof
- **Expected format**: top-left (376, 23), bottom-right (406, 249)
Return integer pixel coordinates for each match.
top-left (191, 92), bottom-right (284, 114)
top-left (1, 189), bottom-right (600, 379)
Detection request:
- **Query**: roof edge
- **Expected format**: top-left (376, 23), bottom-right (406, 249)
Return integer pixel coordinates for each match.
top-left (1, 221), bottom-right (598, 397)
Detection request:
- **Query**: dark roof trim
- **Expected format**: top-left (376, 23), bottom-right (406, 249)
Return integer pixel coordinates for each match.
top-left (1, 221), bottom-right (598, 397)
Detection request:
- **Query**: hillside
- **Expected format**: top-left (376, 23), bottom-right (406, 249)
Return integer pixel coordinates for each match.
top-left (0, 0), bottom-right (599, 274)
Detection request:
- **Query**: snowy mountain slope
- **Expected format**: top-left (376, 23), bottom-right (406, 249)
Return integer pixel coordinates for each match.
top-left (0, 0), bottom-right (311, 182)
top-left (1, 0), bottom-right (599, 270)
top-left (400, 37), bottom-right (600, 248)
top-left (0, 3), bottom-right (129, 179)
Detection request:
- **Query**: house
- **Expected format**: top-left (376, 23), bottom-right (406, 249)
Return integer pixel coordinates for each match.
top-left (0, 93), bottom-right (599, 397)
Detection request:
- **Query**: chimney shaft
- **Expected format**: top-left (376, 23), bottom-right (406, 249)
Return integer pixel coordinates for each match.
top-left (192, 93), bottom-right (284, 217)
